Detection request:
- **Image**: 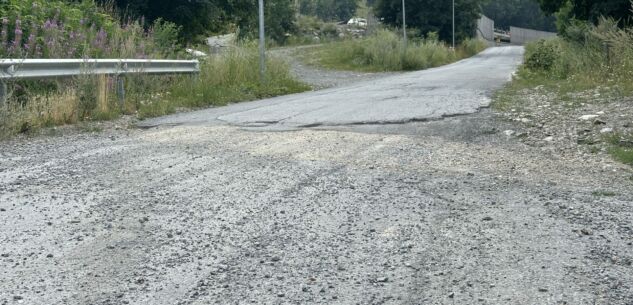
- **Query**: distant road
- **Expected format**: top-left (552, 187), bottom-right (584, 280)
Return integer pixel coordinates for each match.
top-left (140, 46), bottom-right (524, 130)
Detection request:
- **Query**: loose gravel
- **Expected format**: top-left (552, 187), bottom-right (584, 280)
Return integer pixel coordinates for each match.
top-left (1, 47), bottom-right (632, 305)
top-left (1, 112), bottom-right (632, 304)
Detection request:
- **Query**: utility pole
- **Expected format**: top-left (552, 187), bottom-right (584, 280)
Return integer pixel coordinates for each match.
top-left (452, 0), bottom-right (455, 49)
top-left (258, 0), bottom-right (266, 82)
top-left (402, 0), bottom-right (407, 48)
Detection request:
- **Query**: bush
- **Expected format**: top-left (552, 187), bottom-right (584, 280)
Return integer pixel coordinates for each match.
top-left (0, 43), bottom-right (310, 137)
top-left (525, 39), bottom-right (558, 71)
top-left (137, 44), bottom-right (311, 119)
top-left (320, 23), bottom-right (339, 37)
top-left (521, 19), bottom-right (633, 93)
top-left (0, 0), bottom-right (180, 59)
top-left (303, 29), bottom-right (486, 72)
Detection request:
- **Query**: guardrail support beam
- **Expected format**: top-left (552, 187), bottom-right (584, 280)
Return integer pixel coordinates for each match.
top-left (116, 76), bottom-right (125, 107)
top-left (0, 82), bottom-right (7, 107)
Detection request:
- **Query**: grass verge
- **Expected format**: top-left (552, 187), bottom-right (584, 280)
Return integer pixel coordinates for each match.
top-left (605, 133), bottom-right (633, 166)
top-left (296, 29), bottom-right (487, 72)
top-left (492, 19), bottom-right (633, 169)
top-left (0, 45), bottom-right (310, 138)
top-left (136, 46), bottom-right (310, 119)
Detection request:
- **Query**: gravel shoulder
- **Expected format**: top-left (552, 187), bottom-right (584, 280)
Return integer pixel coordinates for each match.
top-left (1, 110), bottom-right (632, 304)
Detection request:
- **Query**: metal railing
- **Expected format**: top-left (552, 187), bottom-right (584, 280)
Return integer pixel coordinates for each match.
top-left (0, 58), bottom-right (200, 105)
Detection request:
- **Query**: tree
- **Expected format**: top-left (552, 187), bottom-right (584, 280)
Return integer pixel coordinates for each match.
top-left (97, 0), bottom-right (298, 43)
top-left (98, 0), bottom-right (222, 41)
top-left (536, 0), bottom-right (632, 27)
top-left (228, 0), bottom-right (297, 42)
top-left (374, 0), bottom-right (484, 43)
top-left (300, 0), bottom-right (358, 21)
top-left (483, 0), bottom-right (556, 32)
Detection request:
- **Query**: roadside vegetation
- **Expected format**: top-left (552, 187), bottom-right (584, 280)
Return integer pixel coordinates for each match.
top-left (136, 46), bottom-right (309, 119)
top-left (296, 30), bottom-right (487, 72)
top-left (0, 0), bottom-right (308, 138)
top-left (493, 12), bottom-right (633, 168)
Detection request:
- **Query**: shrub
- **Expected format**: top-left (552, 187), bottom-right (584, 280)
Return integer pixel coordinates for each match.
top-left (521, 18), bottom-right (633, 93)
top-left (0, 0), bottom-right (180, 59)
top-left (320, 23), bottom-right (339, 37)
top-left (304, 29), bottom-right (486, 72)
top-left (138, 44), bottom-right (310, 118)
top-left (525, 39), bottom-right (558, 71)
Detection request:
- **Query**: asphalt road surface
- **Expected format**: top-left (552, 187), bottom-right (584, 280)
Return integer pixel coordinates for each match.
top-left (139, 47), bottom-right (523, 129)
top-left (1, 46), bottom-right (632, 305)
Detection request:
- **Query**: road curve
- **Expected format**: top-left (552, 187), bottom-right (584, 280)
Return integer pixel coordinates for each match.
top-left (140, 46), bottom-right (524, 129)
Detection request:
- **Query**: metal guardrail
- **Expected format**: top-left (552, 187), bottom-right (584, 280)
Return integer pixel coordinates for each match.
top-left (0, 58), bottom-right (200, 105)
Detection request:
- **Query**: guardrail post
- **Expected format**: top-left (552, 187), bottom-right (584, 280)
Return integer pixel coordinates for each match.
top-left (0, 81), bottom-right (7, 107)
top-left (116, 76), bottom-right (125, 108)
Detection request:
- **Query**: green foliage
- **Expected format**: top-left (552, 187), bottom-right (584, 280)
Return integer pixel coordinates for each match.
top-left (103, 0), bottom-right (299, 44)
top-left (300, 0), bottom-right (358, 21)
top-left (138, 45), bottom-right (310, 118)
top-left (591, 190), bottom-right (617, 197)
top-left (100, 0), bottom-right (221, 41)
top-left (321, 23), bottom-right (339, 37)
top-left (298, 29), bottom-right (486, 72)
top-left (520, 19), bottom-right (633, 94)
top-left (537, 0), bottom-right (632, 32)
top-left (374, 0), bottom-right (483, 43)
top-left (609, 147), bottom-right (633, 166)
top-left (604, 133), bottom-right (633, 166)
top-left (151, 18), bottom-right (181, 57)
top-left (0, 44), bottom-right (310, 137)
top-left (482, 0), bottom-right (556, 32)
top-left (525, 39), bottom-right (558, 71)
top-left (0, 0), bottom-right (180, 58)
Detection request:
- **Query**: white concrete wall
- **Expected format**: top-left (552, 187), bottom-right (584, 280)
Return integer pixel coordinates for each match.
top-left (477, 15), bottom-right (495, 41)
top-left (510, 26), bottom-right (557, 45)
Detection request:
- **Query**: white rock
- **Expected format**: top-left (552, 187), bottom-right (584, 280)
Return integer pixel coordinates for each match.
top-left (600, 128), bottom-right (614, 134)
top-left (544, 136), bottom-right (554, 142)
top-left (186, 48), bottom-right (208, 58)
top-left (520, 118), bottom-right (531, 123)
top-left (596, 111), bottom-right (605, 115)
top-left (579, 115), bottom-right (599, 121)
top-left (504, 130), bottom-right (515, 136)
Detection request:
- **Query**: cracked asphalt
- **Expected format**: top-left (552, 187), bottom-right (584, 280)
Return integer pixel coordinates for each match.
top-left (1, 46), bottom-right (632, 305)
top-left (138, 47), bottom-right (523, 130)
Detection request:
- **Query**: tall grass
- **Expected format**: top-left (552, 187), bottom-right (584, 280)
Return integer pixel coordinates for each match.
top-left (492, 18), bottom-right (633, 168)
top-left (518, 19), bottom-right (633, 95)
top-left (0, 45), bottom-right (309, 137)
top-left (0, 0), bottom-right (180, 59)
top-left (0, 0), bottom-right (308, 138)
top-left (299, 29), bottom-right (487, 72)
top-left (136, 45), bottom-right (310, 119)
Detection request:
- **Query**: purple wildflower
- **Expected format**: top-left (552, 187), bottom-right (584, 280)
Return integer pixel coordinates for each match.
top-left (92, 27), bottom-right (107, 51)
top-left (43, 19), bottom-right (56, 30)
top-left (13, 19), bottom-right (23, 50)
top-left (26, 33), bottom-right (36, 56)
top-left (1, 18), bottom-right (8, 50)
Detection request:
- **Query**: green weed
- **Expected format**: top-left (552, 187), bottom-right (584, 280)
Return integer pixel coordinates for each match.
top-left (0, 44), bottom-right (309, 138)
top-left (298, 29), bottom-right (486, 72)
top-left (591, 190), bottom-right (617, 197)
top-left (137, 45), bottom-right (310, 119)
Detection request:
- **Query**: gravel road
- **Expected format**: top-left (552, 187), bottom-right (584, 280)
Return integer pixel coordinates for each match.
top-left (270, 45), bottom-right (399, 90)
top-left (1, 46), bottom-right (632, 305)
